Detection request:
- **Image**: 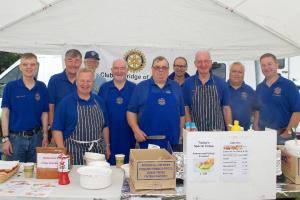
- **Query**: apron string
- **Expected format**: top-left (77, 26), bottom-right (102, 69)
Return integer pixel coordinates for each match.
top-left (70, 138), bottom-right (101, 151)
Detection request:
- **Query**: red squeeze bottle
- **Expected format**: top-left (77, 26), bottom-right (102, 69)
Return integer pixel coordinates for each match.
top-left (58, 170), bottom-right (70, 185)
top-left (58, 154), bottom-right (70, 185)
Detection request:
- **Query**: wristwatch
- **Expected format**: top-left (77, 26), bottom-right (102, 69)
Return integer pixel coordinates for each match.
top-left (2, 136), bottom-right (9, 143)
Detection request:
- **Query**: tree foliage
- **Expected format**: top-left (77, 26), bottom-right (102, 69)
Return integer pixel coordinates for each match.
top-left (0, 51), bottom-right (21, 70)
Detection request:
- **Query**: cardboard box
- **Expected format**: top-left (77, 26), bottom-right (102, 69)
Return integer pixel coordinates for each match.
top-left (129, 149), bottom-right (176, 190)
top-left (36, 147), bottom-right (67, 179)
top-left (281, 148), bottom-right (300, 184)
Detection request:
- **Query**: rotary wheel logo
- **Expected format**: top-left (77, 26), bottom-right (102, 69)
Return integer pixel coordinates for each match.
top-left (124, 49), bottom-right (146, 73)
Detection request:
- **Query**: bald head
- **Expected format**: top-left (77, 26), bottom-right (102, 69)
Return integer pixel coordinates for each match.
top-left (194, 50), bottom-right (212, 75)
top-left (195, 51), bottom-right (211, 61)
top-left (111, 58), bottom-right (128, 83)
top-left (112, 59), bottom-right (127, 68)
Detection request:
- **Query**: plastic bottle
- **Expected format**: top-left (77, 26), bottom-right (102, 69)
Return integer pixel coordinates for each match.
top-left (58, 154), bottom-right (70, 185)
top-left (190, 122), bottom-right (198, 132)
top-left (230, 120), bottom-right (243, 131)
top-left (185, 122), bottom-right (191, 131)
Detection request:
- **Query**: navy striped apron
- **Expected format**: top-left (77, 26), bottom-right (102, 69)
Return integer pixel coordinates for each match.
top-left (191, 77), bottom-right (225, 131)
top-left (65, 99), bottom-right (105, 165)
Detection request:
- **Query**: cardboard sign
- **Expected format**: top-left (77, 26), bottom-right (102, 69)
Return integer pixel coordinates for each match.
top-left (36, 147), bottom-right (67, 179)
top-left (281, 147), bottom-right (300, 184)
top-left (129, 149), bottom-right (176, 190)
top-left (37, 153), bottom-right (60, 169)
top-left (137, 161), bottom-right (175, 180)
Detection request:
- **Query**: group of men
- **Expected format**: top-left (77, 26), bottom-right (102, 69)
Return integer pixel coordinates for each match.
top-left (1, 49), bottom-right (300, 165)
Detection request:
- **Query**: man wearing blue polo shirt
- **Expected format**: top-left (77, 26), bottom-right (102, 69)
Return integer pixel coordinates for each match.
top-left (254, 53), bottom-right (300, 144)
top-left (183, 51), bottom-right (232, 131)
top-left (84, 50), bottom-right (106, 94)
top-left (227, 62), bottom-right (257, 130)
top-left (52, 68), bottom-right (110, 165)
top-left (48, 49), bottom-right (82, 127)
top-left (1, 53), bottom-right (49, 162)
top-left (127, 56), bottom-right (185, 149)
top-left (168, 57), bottom-right (190, 86)
top-left (99, 59), bottom-right (136, 165)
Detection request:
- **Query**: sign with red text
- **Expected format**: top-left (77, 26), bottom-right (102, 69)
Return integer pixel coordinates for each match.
top-left (37, 153), bottom-right (60, 169)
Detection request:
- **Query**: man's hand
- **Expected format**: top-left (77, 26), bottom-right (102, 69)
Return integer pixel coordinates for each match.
top-left (2, 141), bottom-right (13, 156)
top-left (280, 129), bottom-right (292, 139)
top-left (252, 124), bottom-right (260, 131)
top-left (127, 112), bottom-right (147, 142)
top-left (133, 128), bottom-right (147, 142)
top-left (42, 135), bottom-right (49, 147)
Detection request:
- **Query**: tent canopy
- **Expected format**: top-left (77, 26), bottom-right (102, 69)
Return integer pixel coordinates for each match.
top-left (0, 0), bottom-right (299, 60)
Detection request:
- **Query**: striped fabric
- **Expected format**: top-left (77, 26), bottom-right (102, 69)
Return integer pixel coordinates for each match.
top-left (65, 100), bottom-right (105, 165)
top-left (191, 79), bottom-right (225, 131)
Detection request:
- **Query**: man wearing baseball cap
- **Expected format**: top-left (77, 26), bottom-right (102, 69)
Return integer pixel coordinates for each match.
top-left (84, 50), bottom-right (106, 94)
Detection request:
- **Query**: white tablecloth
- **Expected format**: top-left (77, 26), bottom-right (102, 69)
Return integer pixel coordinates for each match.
top-left (0, 165), bottom-right (124, 200)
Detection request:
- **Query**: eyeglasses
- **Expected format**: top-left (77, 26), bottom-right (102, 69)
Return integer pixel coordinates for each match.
top-left (174, 64), bottom-right (187, 69)
top-left (195, 60), bottom-right (211, 65)
top-left (112, 67), bottom-right (127, 71)
top-left (152, 66), bottom-right (169, 71)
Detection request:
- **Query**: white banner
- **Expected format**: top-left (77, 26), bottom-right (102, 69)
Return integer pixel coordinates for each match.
top-left (60, 45), bottom-right (257, 87)
top-left (63, 45), bottom-right (198, 83)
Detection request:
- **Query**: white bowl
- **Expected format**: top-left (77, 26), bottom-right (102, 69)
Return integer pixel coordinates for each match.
top-left (285, 140), bottom-right (300, 157)
top-left (84, 152), bottom-right (105, 165)
top-left (88, 161), bottom-right (110, 168)
top-left (84, 152), bottom-right (105, 160)
top-left (77, 166), bottom-right (112, 189)
top-left (121, 164), bottom-right (130, 178)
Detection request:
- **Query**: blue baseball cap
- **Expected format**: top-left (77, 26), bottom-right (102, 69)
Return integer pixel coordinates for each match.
top-left (84, 51), bottom-right (100, 60)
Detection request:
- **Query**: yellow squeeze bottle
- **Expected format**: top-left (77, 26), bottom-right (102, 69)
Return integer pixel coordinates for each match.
top-left (231, 120), bottom-right (242, 131)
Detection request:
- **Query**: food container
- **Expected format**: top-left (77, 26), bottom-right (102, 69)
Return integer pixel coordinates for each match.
top-left (281, 147), bottom-right (300, 184)
top-left (285, 140), bottom-right (300, 157)
top-left (121, 164), bottom-right (129, 178)
top-left (130, 149), bottom-right (176, 190)
top-left (115, 154), bottom-right (125, 168)
top-left (77, 166), bottom-right (112, 189)
top-left (88, 161), bottom-right (110, 168)
top-left (0, 161), bottom-right (20, 183)
top-left (84, 152), bottom-right (105, 165)
top-left (23, 162), bottom-right (34, 178)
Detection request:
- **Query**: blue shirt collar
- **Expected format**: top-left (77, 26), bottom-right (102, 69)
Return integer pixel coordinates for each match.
top-left (194, 73), bottom-right (214, 85)
top-left (168, 72), bottom-right (190, 80)
top-left (107, 80), bottom-right (115, 89)
top-left (150, 77), bottom-right (171, 88)
top-left (227, 80), bottom-right (245, 89)
top-left (61, 70), bottom-right (76, 84)
top-left (262, 74), bottom-right (283, 86)
top-left (61, 70), bottom-right (69, 81)
top-left (17, 78), bottom-right (37, 90)
top-left (108, 80), bottom-right (129, 90)
top-left (73, 91), bottom-right (95, 104)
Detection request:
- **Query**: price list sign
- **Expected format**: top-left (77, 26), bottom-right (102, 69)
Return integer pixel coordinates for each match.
top-left (221, 139), bottom-right (249, 182)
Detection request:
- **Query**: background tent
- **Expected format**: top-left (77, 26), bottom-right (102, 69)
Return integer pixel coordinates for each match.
top-left (215, 0), bottom-right (300, 51)
top-left (0, 0), bottom-right (299, 60)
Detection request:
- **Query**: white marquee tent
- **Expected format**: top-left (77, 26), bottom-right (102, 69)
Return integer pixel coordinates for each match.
top-left (0, 0), bottom-right (299, 60)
